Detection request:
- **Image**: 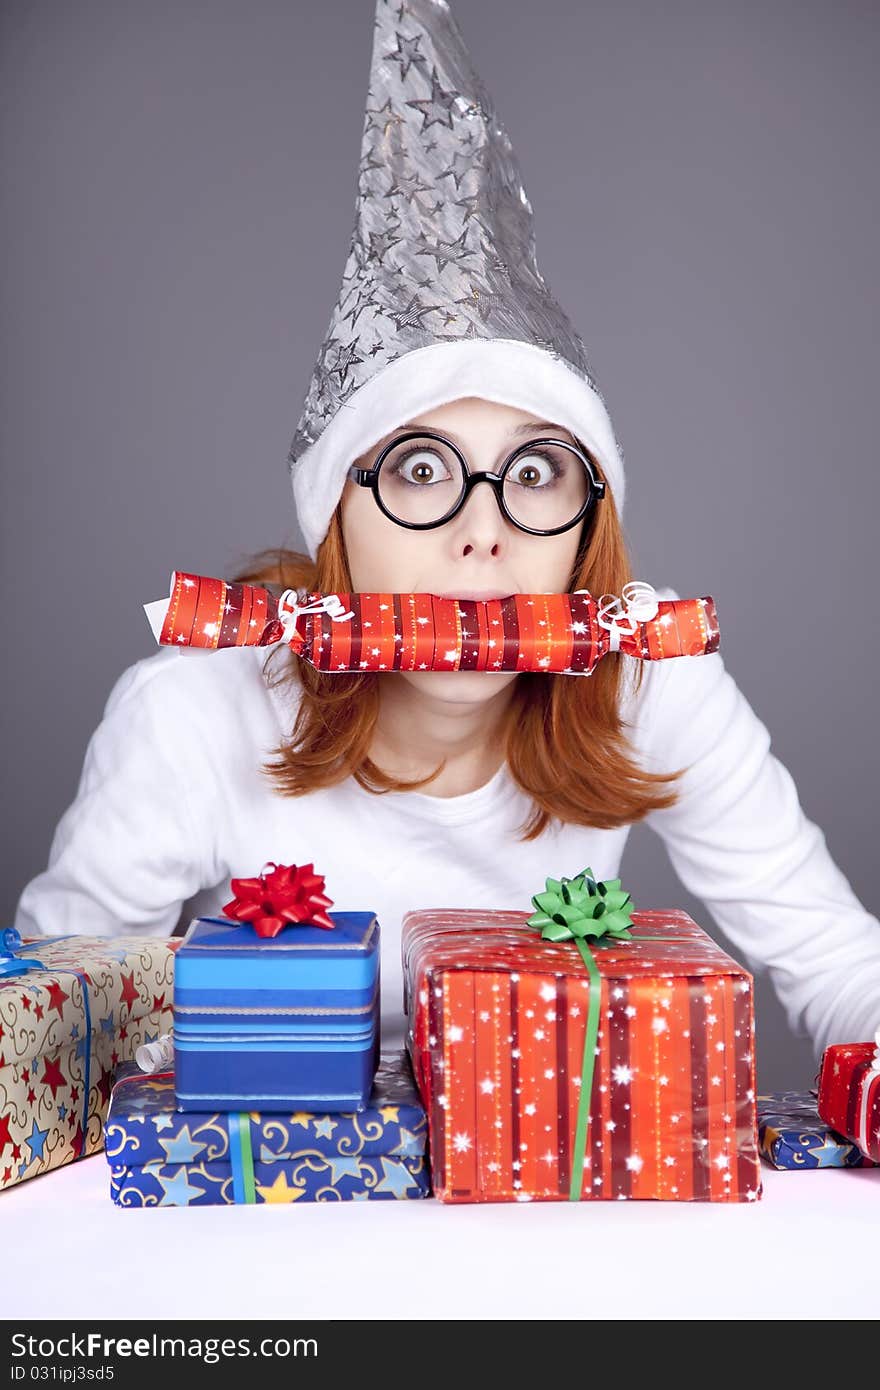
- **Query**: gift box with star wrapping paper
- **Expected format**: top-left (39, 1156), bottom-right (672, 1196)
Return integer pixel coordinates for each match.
top-left (173, 864), bottom-right (380, 1113)
top-left (816, 1034), bottom-right (880, 1164)
top-left (104, 1050), bottom-right (430, 1205)
top-left (402, 873), bottom-right (763, 1204)
top-left (757, 1089), bottom-right (877, 1170)
top-left (0, 930), bottom-right (175, 1192)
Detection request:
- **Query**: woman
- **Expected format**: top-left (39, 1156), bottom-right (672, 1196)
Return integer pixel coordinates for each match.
top-left (15, 386), bottom-right (880, 1060)
top-left (14, 0), bottom-right (880, 1060)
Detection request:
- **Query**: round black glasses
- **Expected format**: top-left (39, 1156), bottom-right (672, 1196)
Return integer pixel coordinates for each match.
top-left (347, 429), bottom-right (606, 537)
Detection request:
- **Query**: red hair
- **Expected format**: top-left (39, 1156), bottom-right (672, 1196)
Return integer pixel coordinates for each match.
top-left (234, 463), bottom-right (684, 840)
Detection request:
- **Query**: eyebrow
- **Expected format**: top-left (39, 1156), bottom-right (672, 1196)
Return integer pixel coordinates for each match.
top-left (511, 420), bottom-right (567, 436)
top-left (398, 419), bottom-right (568, 443)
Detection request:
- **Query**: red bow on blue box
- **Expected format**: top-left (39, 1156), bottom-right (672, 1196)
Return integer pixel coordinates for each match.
top-left (222, 862), bottom-right (335, 938)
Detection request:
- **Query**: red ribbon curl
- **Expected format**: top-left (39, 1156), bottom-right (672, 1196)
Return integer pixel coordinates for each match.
top-left (222, 861), bottom-right (335, 938)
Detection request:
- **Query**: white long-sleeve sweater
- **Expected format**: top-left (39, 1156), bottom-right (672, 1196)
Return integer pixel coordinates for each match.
top-left (14, 588), bottom-right (880, 1061)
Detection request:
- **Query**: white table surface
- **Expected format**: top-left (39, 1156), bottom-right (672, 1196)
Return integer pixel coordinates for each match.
top-left (2, 1155), bottom-right (878, 1321)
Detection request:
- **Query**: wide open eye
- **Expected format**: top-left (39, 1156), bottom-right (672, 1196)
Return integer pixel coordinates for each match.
top-left (378, 436), bottom-right (466, 524)
top-left (392, 446), bottom-right (455, 486)
top-left (503, 443), bottom-right (591, 530)
top-left (506, 451), bottom-right (559, 489)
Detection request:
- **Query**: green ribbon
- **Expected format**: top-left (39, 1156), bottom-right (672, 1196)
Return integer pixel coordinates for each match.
top-left (527, 869), bottom-right (696, 1199)
top-left (528, 866), bottom-right (635, 945)
top-left (528, 867), bottom-right (635, 1200)
top-left (229, 1111), bottom-right (256, 1204)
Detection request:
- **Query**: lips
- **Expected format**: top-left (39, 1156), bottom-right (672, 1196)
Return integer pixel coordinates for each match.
top-left (432, 590), bottom-right (517, 601)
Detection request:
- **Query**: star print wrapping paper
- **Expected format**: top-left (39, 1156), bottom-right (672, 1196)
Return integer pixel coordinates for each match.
top-left (756, 1090), bottom-right (877, 1169)
top-left (816, 1040), bottom-right (880, 1164)
top-left (0, 934), bottom-right (175, 1192)
top-left (401, 908), bottom-right (763, 1203)
top-left (145, 571), bottom-right (720, 674)
top-left (173, 913), bottom-right (380, 1113)
top-left (104, 1050), bottom-right (430, 1206)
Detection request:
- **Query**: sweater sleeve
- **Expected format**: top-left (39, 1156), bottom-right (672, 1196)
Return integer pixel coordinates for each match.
top-left (639, 605), bottom-right (880, 1061)
top-left (14, 655), bottom-right (210, 940)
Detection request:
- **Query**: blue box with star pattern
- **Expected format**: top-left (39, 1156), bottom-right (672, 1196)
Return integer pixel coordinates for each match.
top-left (757, 1090), bottom-right (878, 1170)
top-left (173, 913), bottom-right (380, 1113)
top-left (104, 1050), bottom-right (430, 1205)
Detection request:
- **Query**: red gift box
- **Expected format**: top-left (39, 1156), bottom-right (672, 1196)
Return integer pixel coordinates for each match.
top-left (816, 1039), bottom-right (880, 1163)
top-left (402, 908), bottom-right (763, 1203)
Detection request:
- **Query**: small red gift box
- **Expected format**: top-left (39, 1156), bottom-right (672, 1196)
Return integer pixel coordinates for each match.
top-left (402, 907), bottom-right (762, 1203)
top-left (816, 1037), bottom-right (880, 1163)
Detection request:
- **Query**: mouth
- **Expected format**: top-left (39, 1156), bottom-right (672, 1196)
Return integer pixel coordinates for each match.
top-left (432, 589), bottom-right (517, 602)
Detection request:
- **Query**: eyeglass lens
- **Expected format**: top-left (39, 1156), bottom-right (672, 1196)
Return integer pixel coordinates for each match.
top-left (376, 436), bottom-right (591, 530)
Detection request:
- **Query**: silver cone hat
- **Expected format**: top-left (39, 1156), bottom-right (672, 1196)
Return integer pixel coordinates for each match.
top-left (289, 0), bottom-right (625, 560)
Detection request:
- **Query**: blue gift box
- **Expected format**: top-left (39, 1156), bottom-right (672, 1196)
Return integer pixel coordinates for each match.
top-left (757, 1090), bottom-right (877, 1170)
top-left (173, 913), bottom-right (380, 1112)
top-left (104, 1050), bottom-right (431, 1205)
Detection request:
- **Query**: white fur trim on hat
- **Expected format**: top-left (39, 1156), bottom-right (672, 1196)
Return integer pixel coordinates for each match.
top-left (290, 338), bottom-right (625, 560)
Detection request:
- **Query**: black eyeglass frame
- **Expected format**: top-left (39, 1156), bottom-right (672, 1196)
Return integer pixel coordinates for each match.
top-left (346, 429), bottom-right (606, 537)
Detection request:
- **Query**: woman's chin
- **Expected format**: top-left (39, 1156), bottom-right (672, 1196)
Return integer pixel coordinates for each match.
top-left (395, 668), bottom-right (519, 702)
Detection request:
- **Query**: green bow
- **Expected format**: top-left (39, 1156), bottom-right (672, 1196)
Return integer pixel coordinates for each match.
top-left (526, 867), bottom-right (635, 1201)
top-left (527, 867), bottom-right (635, 943)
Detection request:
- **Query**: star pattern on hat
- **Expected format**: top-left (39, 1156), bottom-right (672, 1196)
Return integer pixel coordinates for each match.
top-left (404, 64), bottom-right (461, 132)
top-left (413, 226), bottom-right (478, 278)
top-left (288, 0), bottom-right (609, 468)
top-left (384, 29), bottom-right (429, 83)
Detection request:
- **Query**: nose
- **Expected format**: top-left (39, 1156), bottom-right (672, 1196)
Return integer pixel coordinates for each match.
top-left (449, 475), bottom-right (510, 557)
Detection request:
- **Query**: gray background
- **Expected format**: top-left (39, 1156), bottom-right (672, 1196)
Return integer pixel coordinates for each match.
top-left (3, 0), bottom-right (877, 1090)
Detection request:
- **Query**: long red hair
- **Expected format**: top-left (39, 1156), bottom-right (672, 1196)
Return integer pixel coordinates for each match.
top-left (233, 466), bottom-right (684, 840)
